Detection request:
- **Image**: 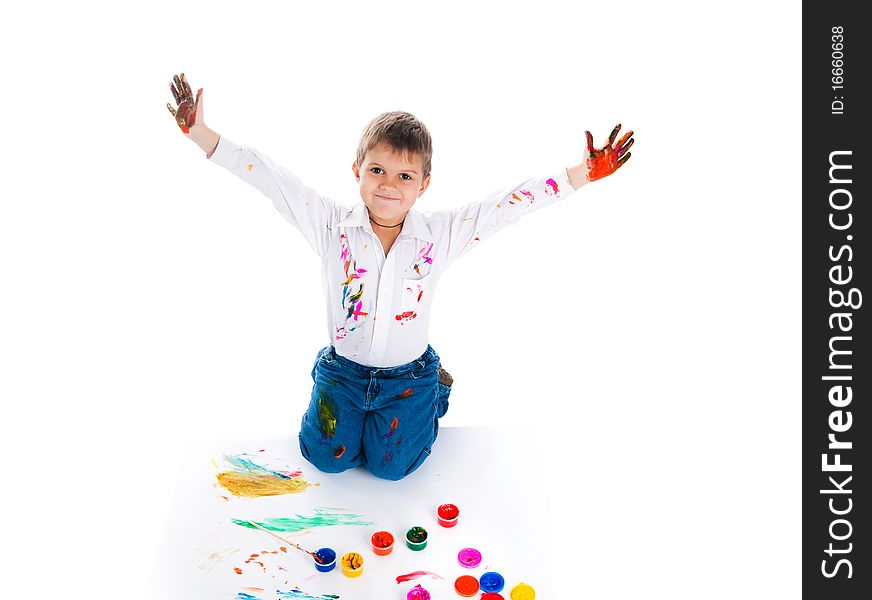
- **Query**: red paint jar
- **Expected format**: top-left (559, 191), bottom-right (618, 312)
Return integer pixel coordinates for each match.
top-left (370, 530), bottom-right (394, 556)
top-left (437, 503), bottom-right (459, 527)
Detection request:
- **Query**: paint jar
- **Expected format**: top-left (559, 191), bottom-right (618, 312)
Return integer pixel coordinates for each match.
top-left (406, 583), bottom-right (431, 600)
top-left (371, 530), bottom-right (395, 556)
top-left (436, 503), bottom-right (459, 527)
top-left (405, 526), bottom-right (428, 551)
top-left (479, 572), bottom-right (505, 594)
top-left (454, 575), bottom-right (480, 597)
top-left (340, 552), bottom-right (364, 578)
top-left (457, 547), bottom-right (482, 568)
top-left (510, 582), bottom-right (536, 600)
top-left (313, 547), bottom-right (336, 572)
top-left (481, 594), bottom-right (505, 600)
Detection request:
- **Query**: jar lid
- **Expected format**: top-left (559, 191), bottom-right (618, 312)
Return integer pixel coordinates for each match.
top-left (457, 547), bottom-right (482, 568)
top-left (454, 575), bottom-right (480, 597)
top-left (480, 571), bottom-right (505, 593)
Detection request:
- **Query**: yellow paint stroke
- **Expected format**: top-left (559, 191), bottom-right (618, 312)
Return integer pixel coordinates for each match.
top-left (216, 471), bottom-right (317, 497)
top-left (248, 164), bottom-right (254, 171)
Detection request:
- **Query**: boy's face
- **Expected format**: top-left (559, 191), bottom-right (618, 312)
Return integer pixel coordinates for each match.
top-left (352, 143), bottom-right (430, 226)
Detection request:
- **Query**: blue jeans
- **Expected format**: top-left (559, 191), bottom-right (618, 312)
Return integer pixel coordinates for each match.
top-left (298, 345), bottom-right (451, 481)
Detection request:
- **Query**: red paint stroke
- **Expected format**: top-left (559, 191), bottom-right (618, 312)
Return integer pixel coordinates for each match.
top-left (234, 567), bottom-right (243, 575)
top-left (395, 311), bottom-right (417, 323)
top-left (279, 547), bottom-right (287, 553)
top-left (398, 388), bottom-right (414, 398)
top-left (334, 445), bottom-right (346, 459)
top-left (396, 570), bottom-right (444, 583)
top-left (390, 417), bottom-right (399, 432)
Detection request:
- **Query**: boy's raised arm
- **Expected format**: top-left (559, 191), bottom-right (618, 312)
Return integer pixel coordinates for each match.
top-left (167, 73), bottom-right (341, 258)
top-left (433, 124), bottom-right (634, 266)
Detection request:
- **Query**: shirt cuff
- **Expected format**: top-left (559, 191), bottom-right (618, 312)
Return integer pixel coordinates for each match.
top-left (552, 168), bottom-right (576, 197)
top-left (208, 135), bottom-right (240, 167)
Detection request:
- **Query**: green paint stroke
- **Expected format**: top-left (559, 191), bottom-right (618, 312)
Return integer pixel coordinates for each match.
top-left (233, 508), bottom-right (374, 534)
top-left (318, 397), bottom-right (337, 438)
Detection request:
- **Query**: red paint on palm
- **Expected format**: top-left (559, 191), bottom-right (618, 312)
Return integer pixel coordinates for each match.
top-left (585, 124), bottom-right (634, 181)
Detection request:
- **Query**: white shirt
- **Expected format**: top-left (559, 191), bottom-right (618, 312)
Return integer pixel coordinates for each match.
top-left (210, 136), bottom-right (584, 367)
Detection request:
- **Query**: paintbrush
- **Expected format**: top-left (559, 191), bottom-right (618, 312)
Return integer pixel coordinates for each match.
top-left (244, 519), bottom-right (324, 563)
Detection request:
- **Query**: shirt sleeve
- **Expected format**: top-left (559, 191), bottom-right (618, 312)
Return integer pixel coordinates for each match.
top-left (208, 136), bottom-right (343, 258)
top-left (430, 169), bottom-right (582, 267)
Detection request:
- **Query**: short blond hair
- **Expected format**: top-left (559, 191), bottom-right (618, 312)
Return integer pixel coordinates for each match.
top-left (356, 111), bottom-right (433, 179)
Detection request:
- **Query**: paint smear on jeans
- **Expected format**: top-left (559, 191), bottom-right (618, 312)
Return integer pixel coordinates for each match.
top-left (398, 388), bottom-right (413, 398)
top-left (216, 454), bottom-right (317, 498)
top-left (232, 508), bottom-right (374, 534)
top-left (318, 397), bottom-right (337, 438)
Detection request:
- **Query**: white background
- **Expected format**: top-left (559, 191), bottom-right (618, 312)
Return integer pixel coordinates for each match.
top-left (0, 1), bottom-right (800, 598)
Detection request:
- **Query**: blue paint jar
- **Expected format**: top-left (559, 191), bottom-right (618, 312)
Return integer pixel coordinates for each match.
top-left (314, 547), bottom-right (336, 572)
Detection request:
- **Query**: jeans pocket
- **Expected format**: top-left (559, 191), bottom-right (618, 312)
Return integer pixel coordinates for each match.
top-left (318, 346), bottom-right (337, 365)
top-left (435, 382), bottom-right (451, 418)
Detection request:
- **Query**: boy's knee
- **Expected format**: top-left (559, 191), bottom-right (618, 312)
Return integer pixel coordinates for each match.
top-left (365, 447), bottom-right (430, 481)
top-left (366, 461), bottom-right (409, 481)
top-left (298, 435), bottom-right (355, 474)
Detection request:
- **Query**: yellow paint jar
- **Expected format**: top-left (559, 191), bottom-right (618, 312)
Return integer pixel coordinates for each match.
top-left (340, 552), bottom-right (364, 578)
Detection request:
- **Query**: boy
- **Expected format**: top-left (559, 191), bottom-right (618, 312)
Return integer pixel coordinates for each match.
top-left (167, 73), bottom-right (633, 481)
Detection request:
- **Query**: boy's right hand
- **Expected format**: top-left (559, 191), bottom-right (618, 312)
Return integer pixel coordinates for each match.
top-left (167, 73), bottom-right (203, 135)
top-left (167, 72), bottom-right (219, 156)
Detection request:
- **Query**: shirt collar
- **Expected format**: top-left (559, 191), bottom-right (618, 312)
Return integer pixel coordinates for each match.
top-left (338, 204), bottom-right (434, 243)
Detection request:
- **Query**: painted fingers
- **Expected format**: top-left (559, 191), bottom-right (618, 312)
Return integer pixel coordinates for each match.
top-left (166, 72), bottom-right (200, 134)
top-left (585, 123), bottom-right (634, 182)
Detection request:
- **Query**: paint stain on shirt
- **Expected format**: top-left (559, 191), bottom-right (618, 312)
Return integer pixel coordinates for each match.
top-left (545, 178), bottom-right (559, 196)
top-left (395, 310), bottom-right (417, 323)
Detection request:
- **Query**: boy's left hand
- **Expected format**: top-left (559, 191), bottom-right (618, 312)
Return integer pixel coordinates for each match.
top-left (585, 124), bottom-right (634, 182)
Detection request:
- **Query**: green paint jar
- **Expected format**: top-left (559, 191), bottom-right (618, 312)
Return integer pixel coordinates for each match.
top-left (405, 526), bottom-right (428, 551)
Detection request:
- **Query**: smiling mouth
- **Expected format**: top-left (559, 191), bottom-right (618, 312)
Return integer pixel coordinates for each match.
top-left (374, 194), bottom-right (400, 201)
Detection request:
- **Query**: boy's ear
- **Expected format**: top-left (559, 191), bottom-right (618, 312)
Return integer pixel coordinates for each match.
top-left (418, 174), bottom-right (431, 197)
top-left (352, 161), bottom-right (360, 181)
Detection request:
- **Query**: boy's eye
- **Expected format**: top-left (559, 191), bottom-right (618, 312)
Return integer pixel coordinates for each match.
top-left (370, 167), bottom-right (383, 174)
top-left (400, 173), bottom-right (413, 181)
